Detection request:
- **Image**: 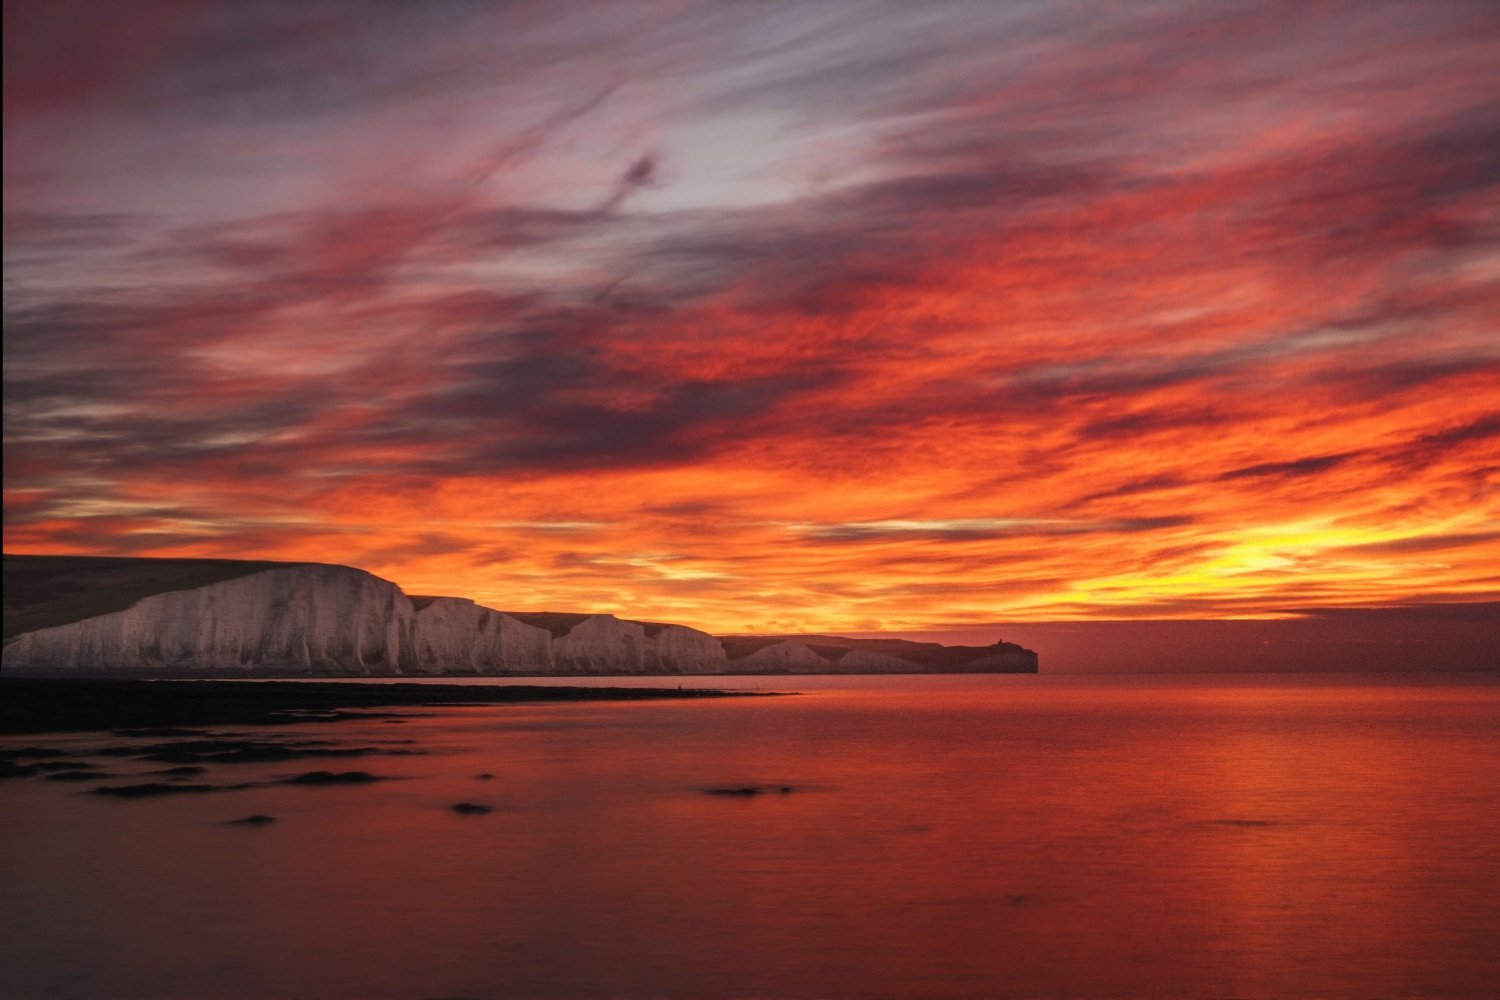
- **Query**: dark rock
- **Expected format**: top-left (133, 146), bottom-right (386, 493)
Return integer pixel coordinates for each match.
top-left (705, 785), bottom-right (796, 796)
top-left (0, 677), bottom-right (751, 736)
top-left (45, 770), bottom-right (115, 782)
top-left (475, 773), bottom-right (496, 780)
top-left (100, 738), bottom-right (417, 765)
top-left (92, 782), bottom-right (241, 798)
top-left (280, 770), bottom-right (383, 785)
top-left (451, 802), bottom-right (492, 814)
top-left (143, 746), bottom-right (354, 764)
top-left (147, 765), bottom-right (208, 777)
top-left (225, 814), bottom-right (277, 825)
top-left (113, 727), bottom-right (205, 738)
top-left (0, 746), bottom-right (68, 762)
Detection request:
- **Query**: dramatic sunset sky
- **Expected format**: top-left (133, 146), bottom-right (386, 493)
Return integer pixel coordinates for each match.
top-left (5, 1), bottom-right (1498, 644)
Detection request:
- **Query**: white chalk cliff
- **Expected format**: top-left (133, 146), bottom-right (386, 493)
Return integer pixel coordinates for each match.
top-left (645, 623), bottom-right (728, 674)
top-left (833, 649), bottom-right (921, 673)
top-left (1, 556), bottom-right (1037, 676)
top-left (3, 564), bottom-right (412, 674)
top-left (403, 597), bottom-right (553, 675)
top-left (733, 640), bottom-right (831, 672)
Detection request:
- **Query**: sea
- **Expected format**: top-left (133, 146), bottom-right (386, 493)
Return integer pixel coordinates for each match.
top-left (2, 672), bottom-right (1497, 1000)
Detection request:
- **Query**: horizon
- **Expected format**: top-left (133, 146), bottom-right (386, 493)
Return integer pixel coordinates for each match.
top-left (5, 2), bottom-right (1499, 641)
top-left (5, 550), bottom-right (1495, 673)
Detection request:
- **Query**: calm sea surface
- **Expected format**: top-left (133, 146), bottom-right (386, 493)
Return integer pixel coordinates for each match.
top-left (2, 673), bottom-right (1497, 999)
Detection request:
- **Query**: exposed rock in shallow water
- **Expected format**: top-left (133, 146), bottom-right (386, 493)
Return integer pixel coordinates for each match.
top-left (114, 727), bottom-right (208, 738)
top-left (81, 737), bottom-right (405, 765)
top-left (92, 782), bottom-right (250, 798)
top-left (225, 814), bottom-right (277, 825)
top-left (451, 802), bottom-right (492, 814)
top-left (138, 741), bottom-right (402, 765)
top-left (280, 770), bottom-right (383, 785)
top-left (0, 678), bottom-right (752, 735)
top-left (0, 747), bottom-right (71, 763)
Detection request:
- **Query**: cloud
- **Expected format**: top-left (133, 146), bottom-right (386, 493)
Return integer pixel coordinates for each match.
top-left (1328, 532), bottom-right (1500, 556)
top-left (598, 153), bottom-right (660, 213)
top-left (795, 517), bottom-right (1194, 543)
top-left (4, 0), bottom-right (1499, 631)
top-left (1217, 453), bottom-right (1364, 482)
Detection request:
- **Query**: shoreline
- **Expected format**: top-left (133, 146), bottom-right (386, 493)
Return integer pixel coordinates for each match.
top-left (0, 677), bottom-right (769, 735)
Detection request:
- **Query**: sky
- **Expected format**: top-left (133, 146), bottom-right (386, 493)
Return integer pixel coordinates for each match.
top-left (4, 0), bottom-right (1499, 642)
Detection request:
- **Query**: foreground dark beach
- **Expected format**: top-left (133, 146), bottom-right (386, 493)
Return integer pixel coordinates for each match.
top-left (0, 677), bottom-right (758, 735)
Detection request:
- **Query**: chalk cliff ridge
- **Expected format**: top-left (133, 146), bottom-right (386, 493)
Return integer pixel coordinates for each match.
top-left (1, 555), bottom-right (1038, 677)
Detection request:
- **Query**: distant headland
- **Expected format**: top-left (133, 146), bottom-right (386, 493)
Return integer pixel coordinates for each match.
top-left (1, 555), bottom-right (1037, 677)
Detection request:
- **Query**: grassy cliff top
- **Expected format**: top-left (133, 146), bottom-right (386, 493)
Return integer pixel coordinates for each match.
top-left (2, 555), bottom-right (312, 641)
top-left (503, 611), bottom-right (598, 638)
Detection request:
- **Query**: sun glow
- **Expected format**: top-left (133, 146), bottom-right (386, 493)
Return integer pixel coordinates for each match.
top-left (5, 1), bottom-right (1497, 632)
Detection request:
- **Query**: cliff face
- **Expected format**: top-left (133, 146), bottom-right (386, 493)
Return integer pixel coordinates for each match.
top-left (732, 640), bottom-right (831, 672)
top-left (2, 564), bottom-right (411, 674)
top-left (944, 649), bottom-right (1038, 673)
top-left (536, 616), bottom-right (730, 674)
top-left (404, 598), bottom-right (552, 675)
top-left (1, 555), bottom-right (1039, 676)
top-left (550, 614), bottom-right (647, 674)
top-left (645, 623), bottom-right (728, 674)
top-left (832, 649), bottom-right (920, 673)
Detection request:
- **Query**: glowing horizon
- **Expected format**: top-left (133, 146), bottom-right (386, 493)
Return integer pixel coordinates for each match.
top-left (4, 1), bottom-right (1498, 636)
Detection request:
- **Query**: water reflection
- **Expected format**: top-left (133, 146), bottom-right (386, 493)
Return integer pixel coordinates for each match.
top-left (2, 674), bottom-right (1497, 998)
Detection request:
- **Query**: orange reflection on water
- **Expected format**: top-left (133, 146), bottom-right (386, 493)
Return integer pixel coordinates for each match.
top-left (1, 675), bottom-right (1497, 999)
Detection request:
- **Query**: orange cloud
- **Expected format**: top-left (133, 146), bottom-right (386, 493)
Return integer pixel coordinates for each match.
top-left (5, 1), bottom-right (1498, 635)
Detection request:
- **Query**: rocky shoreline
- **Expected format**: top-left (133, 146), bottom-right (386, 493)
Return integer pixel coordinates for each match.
top-left (0, 677), bottom-right (764, 735)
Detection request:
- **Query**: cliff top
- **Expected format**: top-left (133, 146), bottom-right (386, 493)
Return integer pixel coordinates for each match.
top-left (2, 554), bottom-right (313, 641)
top-left (504, 611), bottom-right (601, 638)
top-left (718, 633), bottom-right (1033, 670)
